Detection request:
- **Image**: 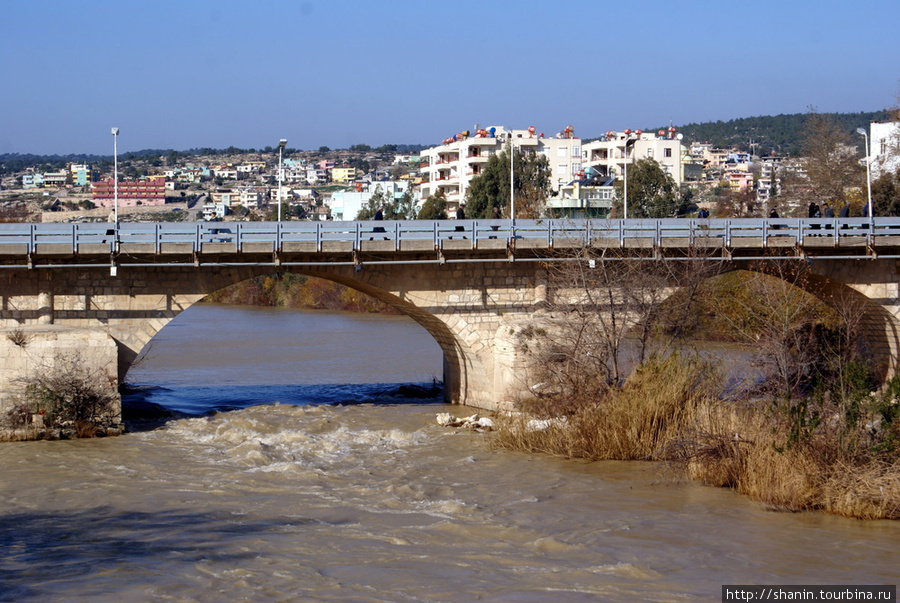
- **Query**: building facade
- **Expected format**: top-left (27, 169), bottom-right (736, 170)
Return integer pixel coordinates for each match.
top-left (582, 128), bottom-right (686, 187)
top-left (870, 120), bottom-right (900, 179)
top-left (91, 176), bottom-right (166, 208)
top-left (418, 125), bottom-right (583, 212)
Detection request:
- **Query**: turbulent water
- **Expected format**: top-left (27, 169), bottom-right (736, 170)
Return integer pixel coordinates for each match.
top-left (0, 305), bottom-right (897, 602)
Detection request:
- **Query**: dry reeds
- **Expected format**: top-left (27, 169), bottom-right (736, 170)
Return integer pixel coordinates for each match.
top-left (493, 352), bottom-right (717, 461)
top-left (493, 353), bottom-right (900, 520)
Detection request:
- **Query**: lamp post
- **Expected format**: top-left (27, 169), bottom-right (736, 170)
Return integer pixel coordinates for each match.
top-left (622, 130), bottom-right (637, 219)
top-left (277, 139), bottom-right (287, 222)
top-left (509, 135), bottom-right (515, 222)
top-left (856, 127), bottom-right (873, 220)
top-left (111, 127), bottom-right (119, 223)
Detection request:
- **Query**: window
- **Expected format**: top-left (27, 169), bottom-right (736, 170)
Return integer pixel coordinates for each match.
top-left (557, 147), bottom-right (567, 157)
top-left (664, 148), bottom-right (672, 158)
top-left (572, 145), bottom-right (581, 157)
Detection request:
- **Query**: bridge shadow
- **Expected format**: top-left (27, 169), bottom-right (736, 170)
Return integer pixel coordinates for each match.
top-left (0, 506), bottom-right (324, 601)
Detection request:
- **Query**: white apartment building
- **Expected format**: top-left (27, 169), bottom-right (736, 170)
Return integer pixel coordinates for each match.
top-left (418, 126), bottom-right (583, 209)
top-left (582, 128), bottom-right (687, 187)
top-left (869, 120), bottom-right (900, 179)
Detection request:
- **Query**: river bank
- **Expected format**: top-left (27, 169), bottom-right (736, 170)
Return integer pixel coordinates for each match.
top-left (490, 353), bottom-right (900, 520)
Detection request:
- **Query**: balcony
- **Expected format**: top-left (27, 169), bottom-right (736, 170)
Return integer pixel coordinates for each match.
top-left (468, 137), bottom-right (501, 146)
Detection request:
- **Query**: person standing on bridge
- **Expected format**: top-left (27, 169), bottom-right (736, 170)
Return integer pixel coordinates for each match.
top-left (370, 206), bottom-right (388, 240)
top-left (489, 205), bottom-right (501, 238)
top-left (452, 203), bottom-right (467, 239)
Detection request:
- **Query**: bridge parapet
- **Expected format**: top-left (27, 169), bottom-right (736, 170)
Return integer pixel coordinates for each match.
top-left (3, 218), bottom-right (900, 269)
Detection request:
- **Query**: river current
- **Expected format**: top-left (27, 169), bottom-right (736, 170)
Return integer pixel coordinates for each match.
top-left (1, 305), bottom-right (897, 602)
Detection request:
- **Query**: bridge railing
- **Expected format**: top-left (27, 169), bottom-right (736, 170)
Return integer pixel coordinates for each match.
top-left (0, 217), bottom-right (897, 256)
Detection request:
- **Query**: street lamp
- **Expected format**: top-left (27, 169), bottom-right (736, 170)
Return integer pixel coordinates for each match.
top-left (856, 127), bottom-right (873, 220)
top-left (111, 127), bottom-right (119, 223)
top-left (509, 135), bottom-right (515, 222)
top-left (622, 130), bottom-right (638, 219)
top-left (277, 139), bottom-right (287, 222)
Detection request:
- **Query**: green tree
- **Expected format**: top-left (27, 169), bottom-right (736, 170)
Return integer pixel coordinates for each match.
top-left (465, 148), bottom-right (552, 218)
top-left (872, 168), bottom-right (900, 216)
top-left (355, 186), bottom-right (416, 220)
top-left (417, 189), bottom-right (448, 220)
top-left (614, 158), bottom-right (685, 218)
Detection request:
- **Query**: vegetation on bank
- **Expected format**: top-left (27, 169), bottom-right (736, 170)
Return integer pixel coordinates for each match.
top-left (2, 353), bottom-right (121, 440)
top-left (203, 273), bottom-right (399, 314)
top-left (490, 254), bottom-right (900, 520)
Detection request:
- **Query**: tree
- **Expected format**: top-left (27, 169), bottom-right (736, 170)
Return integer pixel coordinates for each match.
top-left (355, 186), bottom-right (416, 220)
top-left (872, 168), bottom-right (900, 216)
top-left (514, 246), bottom-right (720, 416)
top-left (790, 109), bottom-right (863, 207)
top-left (465, 148), bottom-right (551, 218)
top-left (613, 158), bottom-right (686, 218)
top-left (715, 185), bottom-right (760, 217)
top-left (417, 189), bottom-right (448, 220)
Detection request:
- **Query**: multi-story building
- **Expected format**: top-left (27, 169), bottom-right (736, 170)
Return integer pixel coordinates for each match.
top-left (419, 125), bottom-right (582, 212)
top-left (69, 164), bottom-right (97, 186)
top-left (545, 173), bottom-right (615, 218)
top-left (582, 128), bottom-right (686, 187)
top-left (22, 172), bottom-right (43, 189)
top-left (332, 167), bottom-right (358, 183)
top-left (41, 171), bottom-right (69, 188)
top-left (91, 176), bottom-right (166, 207)
top-left (329, 180), bottom-right (411, 221)
top-left (870, 120), bottom-right (900, 179)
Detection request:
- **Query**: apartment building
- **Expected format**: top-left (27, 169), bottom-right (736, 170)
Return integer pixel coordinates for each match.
top-left (22, 173), bottom-right (43, 189)
top-left (332, 167), bottom-right (358, 183)
top-left (418, 125), bottom-right (582, 210)
top-left (582, 128), bottom-right (686, 187)
top-left (69, 164), bottom-right (97, 186)
top-left (91, 176), bottom-right (166, 208)
top-left (870, 120), bottom-right (900, 179)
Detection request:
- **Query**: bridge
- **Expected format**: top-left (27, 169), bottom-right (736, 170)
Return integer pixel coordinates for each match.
top-left (3, 217), bottom-right (900, 423)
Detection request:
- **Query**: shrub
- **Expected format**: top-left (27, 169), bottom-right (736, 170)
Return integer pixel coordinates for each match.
top-left (15, 354), bottom-right (119, 437)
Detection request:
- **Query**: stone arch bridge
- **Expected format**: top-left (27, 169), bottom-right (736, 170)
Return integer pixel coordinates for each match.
top-left (2, 217), bottom-right (900, 415)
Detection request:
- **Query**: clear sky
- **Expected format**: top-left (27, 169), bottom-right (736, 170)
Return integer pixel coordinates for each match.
top-left (2, 0), bottom-right (898, 156)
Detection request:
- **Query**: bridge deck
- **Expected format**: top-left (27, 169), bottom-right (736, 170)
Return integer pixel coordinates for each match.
top-left (1, 218), bottom-right (899, 267)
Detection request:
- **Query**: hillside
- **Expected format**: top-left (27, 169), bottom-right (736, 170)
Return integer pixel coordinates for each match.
top-left (656, 110), bottom-right (891, 156)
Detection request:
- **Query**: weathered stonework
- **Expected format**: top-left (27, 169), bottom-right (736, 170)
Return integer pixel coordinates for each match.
top-left (2, 256), bottom-right (900, 416)
top-left (0, 325), bottom-right (120, 420)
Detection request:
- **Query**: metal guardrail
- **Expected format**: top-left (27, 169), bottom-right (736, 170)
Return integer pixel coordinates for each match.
top-left (0, 217), bottom-right (894, 261)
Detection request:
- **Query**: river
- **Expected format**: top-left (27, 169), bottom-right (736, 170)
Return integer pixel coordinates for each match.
top-left (0, 305), bottom-right (897, 602)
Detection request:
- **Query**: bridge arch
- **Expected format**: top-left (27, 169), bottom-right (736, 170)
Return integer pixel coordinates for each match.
top-left (0, 260), bottom-right (546, 411)
top-left (701, 262), bottom-right (900, 383)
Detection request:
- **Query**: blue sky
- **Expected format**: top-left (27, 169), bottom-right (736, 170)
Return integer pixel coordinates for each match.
top-left (2, 0), bottom-right (898, 155)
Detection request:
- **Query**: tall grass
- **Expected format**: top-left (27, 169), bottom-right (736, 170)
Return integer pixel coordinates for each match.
top-left (493, 353), bottom-right (716, 461)
top-left (492, 354), bottom-right (900, 519)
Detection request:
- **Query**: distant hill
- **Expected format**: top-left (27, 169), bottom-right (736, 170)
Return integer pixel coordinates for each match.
top-left (2, 112), bottom-right (895, 175)
top-left (653, 111), bottom-right (891, 156)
